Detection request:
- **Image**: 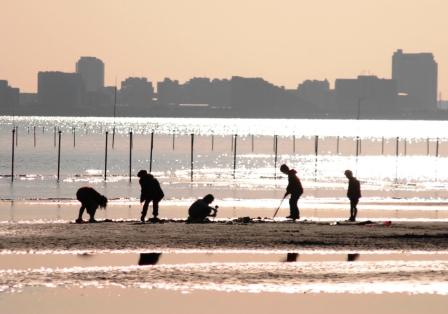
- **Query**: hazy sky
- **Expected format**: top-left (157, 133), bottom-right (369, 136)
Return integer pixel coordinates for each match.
top-left (1, 0), bottom-right (447, 95)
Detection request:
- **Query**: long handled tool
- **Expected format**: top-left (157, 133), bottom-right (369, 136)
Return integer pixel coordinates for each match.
top-left (273, 196), bottom-right (286, 218)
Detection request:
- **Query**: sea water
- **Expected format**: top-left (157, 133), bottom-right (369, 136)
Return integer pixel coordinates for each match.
top-left (1, 116), bottom-right (448, 221)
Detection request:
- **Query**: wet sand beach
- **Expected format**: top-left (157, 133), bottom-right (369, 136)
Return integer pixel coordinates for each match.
top-left (2, 288), bottom-right (448, 314)
top-left (2, 219), bottom-right (448, 252)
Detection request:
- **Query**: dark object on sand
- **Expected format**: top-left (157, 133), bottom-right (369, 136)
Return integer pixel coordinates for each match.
top-left (187, 194), bottom-right (218, 223)
top-left (138, 253), bottom-right (161, 265)
top-left (234, 216), bottom-right (252, 224)
top-left (76, 187), bottom-right (108, 223)
top-left (334, 220), bottom-right (392, 226)
top-left (138, 170), bottom-right (164, 223)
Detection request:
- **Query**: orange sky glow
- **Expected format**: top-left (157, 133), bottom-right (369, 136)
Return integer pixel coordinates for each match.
top-left (1, 0), bottom-right (447, 96)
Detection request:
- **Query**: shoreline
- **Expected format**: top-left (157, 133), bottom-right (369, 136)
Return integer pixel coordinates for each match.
top-left (2, 200), bottom-right (448, 224)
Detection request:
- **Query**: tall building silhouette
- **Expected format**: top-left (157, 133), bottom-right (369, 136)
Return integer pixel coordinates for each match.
top-left (157, 78), bottom-right (182, 106)
top-left (37, 71), bottom-right (85, 115)
top-left (76, 57), bottom-right (105, 92)
top-left (297, 79), bottom-right (333, 114)
top-left (392, 49), bottom-right (438, 111)
top-left (119, 77), bottom-right (154, 111)
top-left (0, 80), bottom-right (20, 115)
top-left (335, 76), bottom-right (397, 118)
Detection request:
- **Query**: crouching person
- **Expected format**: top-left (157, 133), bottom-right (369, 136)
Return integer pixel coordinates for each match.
top-left (187, 194), bottom-right (218, 223)
top-left (76, 186), bottom-right (108, 223)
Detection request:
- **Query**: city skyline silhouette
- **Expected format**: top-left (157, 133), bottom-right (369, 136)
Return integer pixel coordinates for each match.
top-left (1, 49), bottom-right (444, 119)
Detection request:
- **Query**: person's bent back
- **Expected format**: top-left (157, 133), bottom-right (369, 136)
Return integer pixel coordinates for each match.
top-left (76, 186), bottom-right (108, 223)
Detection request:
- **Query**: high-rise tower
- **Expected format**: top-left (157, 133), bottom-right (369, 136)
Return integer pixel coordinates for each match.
top-left (392, 49), bottom-right (437, 109)
top-left (76, 57), bottom-right (105, 92)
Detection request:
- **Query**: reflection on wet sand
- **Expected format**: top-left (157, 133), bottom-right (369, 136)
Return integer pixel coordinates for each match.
top-left (285, 253), bottom-right (299, 262)
top-left (347, 253), bottom-right (360, 262)
top-left (2, 251), bottom-right (448, 295)
top-left (3, 252), bottom-right (448, 270)
top-left (138, 253), bottom-right (162, 266)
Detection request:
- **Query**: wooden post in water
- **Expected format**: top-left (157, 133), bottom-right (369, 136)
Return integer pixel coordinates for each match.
top-left (15, 126), bottom-right (18, 146)
top-left (11, 128), bottom-right (15, 182)
top-left (359, 138), bottom-right (362, 155)
top-left (172, 133), bottom-right (175, 151)
top-left (129, 131), bottom-right (133, 182)
top-left (149, 131), bottom-right (154, 173)
top-left (381, 137), bottom-right (385, 155)
top-left (436, 138), bottom-right (440, 157)
top-left (251, 134), bottom-right (254, 152)
top-left (233, 134), bottom-right (238, 179)
top-left (435, 138), bottom-right (440, 182)
top-left (336, 136), bottom-right (340, 154)
top-left (231, 134), bottom-right (234, 152)
top-left (314, 135), bottom-right (319, 181)
top-left (57, 131), bottom-right (62, 182)
top-left (427, 138), bottom-right (430, 155)
top-left (274, 135), bottom-right (278, 179)
top-left (112, 126), bottom-right (116, 149)
top-left (273, 135), bottom-right (276, 153)
top-left (33, 126), bottom-right (36, 147)
top-left (104, 131), bottom-right (108, 181)
top-left (395, 136), bottom-right (399, 183)
top-left (404, 138), bottom-right (407, 156)
top-left (354, 136), bottom-right (360, 176)
top-left (293, 135), bottom-right (296, 153)
top-left (211, 134), bottom-right (214, 151)
top-left (190, 134), bottom-right (194, 182)
top-left (395, 137), bottom-right (399, 156)
top-left (72, 127), bottom-right (76, 147)
top-left (355, 136), bottom-right (360, 157)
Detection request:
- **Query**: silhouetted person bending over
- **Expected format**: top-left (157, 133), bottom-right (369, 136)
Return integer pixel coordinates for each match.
top-left (280, 164), bottom-right (303, 220)
top-left (344, 170), bottom-right (361, 222)
top-left (138, 170), bottom-right (165, 223)
top-left (75, 187), bottom-right (108, 223)
top-left (187, 194), bottom-right (218, 223)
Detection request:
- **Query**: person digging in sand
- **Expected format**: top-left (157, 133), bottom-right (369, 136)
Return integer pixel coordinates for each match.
top-left (187, 194), bottom-right (218, 223)
top-left (344, 169), bottom-right (361, 222)
top-left (75, 186), bottom-right (108, 223)
top-left (138, 170), bottom-right (164, 223)
top-left (280, 164), bottom-right (303, 220)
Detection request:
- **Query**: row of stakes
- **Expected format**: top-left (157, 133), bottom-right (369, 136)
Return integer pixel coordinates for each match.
top-left (8, 126), bottom-right (442, 183)
top-left (14, 125), bottom-right (442, 156)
